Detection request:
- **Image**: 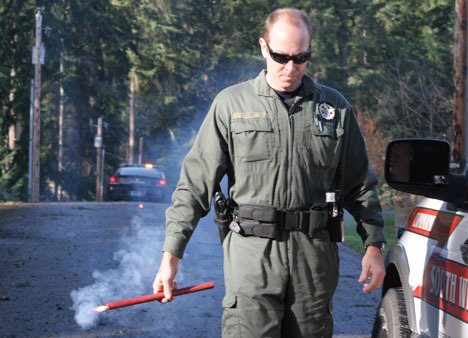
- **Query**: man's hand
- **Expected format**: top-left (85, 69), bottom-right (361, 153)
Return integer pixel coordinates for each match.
top-left (152, 251), bottom-right (179, 303)
top-left (358, 246), bottom-right (385, 293)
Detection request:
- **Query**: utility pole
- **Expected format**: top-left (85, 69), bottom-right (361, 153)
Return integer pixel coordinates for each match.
top-left (128, 75), bottom-right (135, 164)
top-left (452, 0), bottom-right (467, 171)
top-left (31, 8), bottom-right (42, 202)
top-left (28, 80), bottom-right (34, 199)
top-left (95, 117), bottom-right (104, 202)
top-left (57, 47), bottom-right (64, 201)
top-left (138, 136), bottom-right (143, 165)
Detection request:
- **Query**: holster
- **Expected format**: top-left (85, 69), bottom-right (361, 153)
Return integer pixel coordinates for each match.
top-left (213, 190), bottom-right (232, 244)
top-left (213, 214), bottom-right (231, 243)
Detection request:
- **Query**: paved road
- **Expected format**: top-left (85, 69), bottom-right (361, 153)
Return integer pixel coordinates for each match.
top-left (0, 202), bottom-right (379, 337)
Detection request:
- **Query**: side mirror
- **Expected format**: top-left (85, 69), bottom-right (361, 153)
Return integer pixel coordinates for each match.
top-left (384, 138), bottom-right (467, 205)
top-left (385, 139), bottom-right (450, 186)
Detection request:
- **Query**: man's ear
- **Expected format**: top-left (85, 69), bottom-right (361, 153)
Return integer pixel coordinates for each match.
top-left (259, 37), bottom-right (268, 59)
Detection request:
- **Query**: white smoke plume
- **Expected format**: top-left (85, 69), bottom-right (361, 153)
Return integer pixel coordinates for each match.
top-left (70, 214), bottom-right (183, 329)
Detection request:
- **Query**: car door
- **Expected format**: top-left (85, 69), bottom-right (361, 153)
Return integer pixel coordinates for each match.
top-left (409, 202), bottom-right (468, 337)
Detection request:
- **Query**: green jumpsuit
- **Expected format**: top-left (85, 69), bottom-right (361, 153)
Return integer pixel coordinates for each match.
top-left (162, 71), bottom-right (385, 337)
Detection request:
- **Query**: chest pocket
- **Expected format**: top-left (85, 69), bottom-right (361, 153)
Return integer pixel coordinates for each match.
top-left (309, 123), bottom-right (344, 168)
top-left (231, 117), bottom-right (273, 173)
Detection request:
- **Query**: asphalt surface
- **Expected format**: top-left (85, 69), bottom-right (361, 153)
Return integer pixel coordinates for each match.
top-left (0, 202), bottom-right (380, 337)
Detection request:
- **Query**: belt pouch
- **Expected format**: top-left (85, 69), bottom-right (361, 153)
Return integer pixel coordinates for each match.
top-left (237, 205), bottom-right (278, 239)
top-left (238, 204), bottom-right (278, 222)
top-left (328, 214), bottom-right (344, 242)
top-left (308, 204), bottom-right (328, 236)
top-left (238, 220), bottom-right (277, 239)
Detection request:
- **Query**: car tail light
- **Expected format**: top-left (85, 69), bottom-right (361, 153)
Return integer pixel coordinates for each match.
top-left (109, 176), bottom-right (119, 184)
top-left (157, 178), bottom-right (167, 186)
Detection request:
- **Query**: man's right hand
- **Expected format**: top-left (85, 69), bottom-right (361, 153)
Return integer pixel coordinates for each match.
top-left (152, 251), bottom-right (179, 303)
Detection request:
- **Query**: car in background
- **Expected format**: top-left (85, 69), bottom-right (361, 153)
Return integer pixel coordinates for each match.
top-left (372, 139), bottom-right (467, 337)
top-left (107, 164), bottom-right (170, 202)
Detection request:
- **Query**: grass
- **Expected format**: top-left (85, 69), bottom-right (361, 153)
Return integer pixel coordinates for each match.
top-left (343, 212), bottom-right (398, 255)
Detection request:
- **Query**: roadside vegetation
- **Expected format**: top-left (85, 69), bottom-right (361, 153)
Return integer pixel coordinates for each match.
top-left (344, 214), bottom-right (399, 254)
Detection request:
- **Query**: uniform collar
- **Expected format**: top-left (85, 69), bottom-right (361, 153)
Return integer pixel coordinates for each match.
top-left (255, 70), bottom-right (320, 99)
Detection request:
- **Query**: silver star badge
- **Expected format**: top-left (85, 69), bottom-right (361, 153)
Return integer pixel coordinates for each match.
top-left (319, 103), bottom-right (335, 120)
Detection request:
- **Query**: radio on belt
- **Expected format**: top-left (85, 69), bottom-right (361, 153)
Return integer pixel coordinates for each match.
top-left (326, 190), bottom-right (344, 242)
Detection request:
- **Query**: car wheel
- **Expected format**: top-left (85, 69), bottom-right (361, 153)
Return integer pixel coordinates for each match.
top-left (371, 287), bottom-right (411, 338)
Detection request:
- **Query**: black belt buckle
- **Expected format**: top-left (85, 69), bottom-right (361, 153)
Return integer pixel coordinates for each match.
top-left (282, 210), bottom-right (309, 233)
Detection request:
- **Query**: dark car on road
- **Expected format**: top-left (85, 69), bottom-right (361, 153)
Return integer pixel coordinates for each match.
top-left (107, 164), bottom-right (169, 202)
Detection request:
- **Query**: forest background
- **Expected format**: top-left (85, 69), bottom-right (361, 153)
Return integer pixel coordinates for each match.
top-left (0, 0), bottom-right (455, 203)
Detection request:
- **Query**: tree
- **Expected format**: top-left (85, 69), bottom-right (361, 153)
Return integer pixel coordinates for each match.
top-left (365, 0), bottom-right (454, 137)
top-left (0, 1), bottom-right (37, 200)
top-left (0, 0), bottom-right (456, 201)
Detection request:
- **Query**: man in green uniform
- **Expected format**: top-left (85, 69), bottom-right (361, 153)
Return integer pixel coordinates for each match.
top-left (153, 7), bottom-right (386, 337)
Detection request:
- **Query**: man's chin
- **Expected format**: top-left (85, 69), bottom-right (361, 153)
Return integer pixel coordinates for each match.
top-left (267, 75), bottom-right (300, 92)
top-left (277, 76), bottom-right (299, 87)
top-left (279, 81), bottom-right (299, 92)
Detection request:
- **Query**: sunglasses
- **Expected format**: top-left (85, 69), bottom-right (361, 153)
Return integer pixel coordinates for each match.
top-left (266, 43), bottom-right (311, 65)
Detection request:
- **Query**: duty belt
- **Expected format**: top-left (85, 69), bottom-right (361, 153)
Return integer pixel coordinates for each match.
top-left (235, 204), bottom-right (329, 239)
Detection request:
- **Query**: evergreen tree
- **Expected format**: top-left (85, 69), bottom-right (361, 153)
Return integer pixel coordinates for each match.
top-left (0, 0), bottom-right (456, 201)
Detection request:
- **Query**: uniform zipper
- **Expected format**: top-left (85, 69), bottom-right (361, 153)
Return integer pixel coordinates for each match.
top-left (286, 97), bottom-right (308, 206)
top-left (287, 106), bottom-right (295, 205)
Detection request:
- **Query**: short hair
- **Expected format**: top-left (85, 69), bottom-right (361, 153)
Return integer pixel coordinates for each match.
top-left (263, 8), bottom-right (313, 43)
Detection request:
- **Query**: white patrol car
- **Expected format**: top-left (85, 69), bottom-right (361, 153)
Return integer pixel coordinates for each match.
top-left (372, 139), bottom-right (468, 338)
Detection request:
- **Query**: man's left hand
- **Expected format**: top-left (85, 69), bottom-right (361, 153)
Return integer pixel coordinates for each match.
top-left (358, 246), bottom-right (385, 293)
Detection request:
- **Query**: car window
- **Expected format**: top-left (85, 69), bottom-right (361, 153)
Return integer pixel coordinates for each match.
top-left (117, 167), bottom-right (165, 178)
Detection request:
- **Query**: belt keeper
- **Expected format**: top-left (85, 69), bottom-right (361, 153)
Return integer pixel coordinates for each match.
top-left (297, 212), bottom-right (303, 230)
top-left (284, 211), bottom-right (297, 229)
top-left (298, 212), bottom-right (308, 231)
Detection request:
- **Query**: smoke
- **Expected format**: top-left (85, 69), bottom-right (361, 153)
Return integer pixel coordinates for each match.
top-left (70, 214), bottom-right (183, 330)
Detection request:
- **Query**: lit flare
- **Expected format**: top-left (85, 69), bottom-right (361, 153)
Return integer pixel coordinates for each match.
top-left (93, 305), bottom-right (108, 313)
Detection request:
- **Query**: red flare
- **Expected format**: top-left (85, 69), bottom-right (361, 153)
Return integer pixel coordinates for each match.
top-left (93, 281), bottom-right (214, 312)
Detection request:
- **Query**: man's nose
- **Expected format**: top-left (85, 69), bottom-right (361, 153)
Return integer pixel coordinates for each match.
top-left (284, 59), bottom-right (295, 71)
